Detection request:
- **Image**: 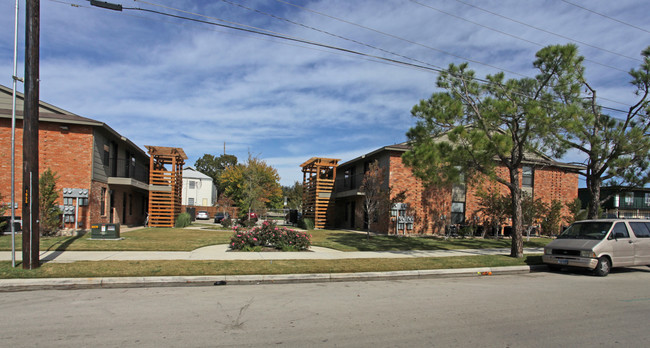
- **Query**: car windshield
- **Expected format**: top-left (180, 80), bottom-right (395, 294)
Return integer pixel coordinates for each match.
top-left (557, 221), bottom-right (612, 240)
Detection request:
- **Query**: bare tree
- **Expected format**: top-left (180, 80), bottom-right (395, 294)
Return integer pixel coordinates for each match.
top-left (359, 160), bottom-right (390, 240)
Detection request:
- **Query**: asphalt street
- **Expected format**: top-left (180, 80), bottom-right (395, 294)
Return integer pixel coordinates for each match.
top-left (1, 267), bottom-right (649, 347)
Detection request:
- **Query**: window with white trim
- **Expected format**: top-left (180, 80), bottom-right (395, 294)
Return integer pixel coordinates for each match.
top-left (522, 166), bottom-right (533, 187)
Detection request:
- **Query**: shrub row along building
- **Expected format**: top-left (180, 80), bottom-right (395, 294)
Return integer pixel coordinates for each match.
top-left (303, 142), bottom-right (582, 235)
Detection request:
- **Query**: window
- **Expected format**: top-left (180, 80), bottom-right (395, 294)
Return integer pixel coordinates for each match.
top-left (451, 202), bottom-right (465, 224)
top-left (629, 222), bottom-right (650, 238)
top-left (103, 144), bottom-right (110, 166)
top-left (611, 222), bottom-right (629, 238)
top-left (522, 166), bottom-right (533, 187)
top-left (100, 188), bottom-right (107, 216)
top-left (188, 197), bottom-right (195, 206)
top-left (624, 192), bottom-right (634, 206)
top-left (645, 193), bottom-right (650, 206)
top-left (189, 181), bottom-right (196, 189)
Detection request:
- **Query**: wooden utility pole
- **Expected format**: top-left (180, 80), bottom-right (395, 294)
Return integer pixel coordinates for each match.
top-left (22, 0), bottom-right (40, 269)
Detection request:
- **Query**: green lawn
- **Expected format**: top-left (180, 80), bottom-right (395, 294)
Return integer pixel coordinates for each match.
top-left (309, 229), bottom-right (551, 251)
top-left (0, 255), bottom-right (544, 279)
top-left (0, 228), bottom-right (549, 279)
top-left (0, 227), bottom-right (233, 252)
top-left (0, 227), bottom-right (551, 252)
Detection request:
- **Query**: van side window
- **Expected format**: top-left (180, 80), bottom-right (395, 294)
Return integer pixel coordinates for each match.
top-left (630, 222), bottom-right (650, 238)
top-left (612, 223), bottom-right (630, 238)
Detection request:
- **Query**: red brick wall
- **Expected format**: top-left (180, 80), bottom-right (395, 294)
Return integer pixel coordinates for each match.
top-left (0, 119), bottom-right (94, 229)
top-left (532, 166), bottom-right (579, 218)
top-left (384, 152), bottom-right (579, 235)
top-left (388, 152), bottom-right (453, 235)
top-left (89, 180), bottom-right (109, 225)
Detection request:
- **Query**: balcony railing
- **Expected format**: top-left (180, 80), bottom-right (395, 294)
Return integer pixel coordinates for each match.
top-left (334, 172), bottom-right (366, 192)
top-left (106, 158), bottom-right (149, 183)
top-left (618, 195), bottom-right (650, 210)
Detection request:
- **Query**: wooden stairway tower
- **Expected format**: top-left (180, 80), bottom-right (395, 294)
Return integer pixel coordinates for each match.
top-left (300, 157), bottom-right (340, 229)
top-left (146, 146), bottom-right (187, 228)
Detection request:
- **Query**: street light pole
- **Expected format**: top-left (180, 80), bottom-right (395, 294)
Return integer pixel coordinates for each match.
top-left (10, 0), bottom-right (21, 268)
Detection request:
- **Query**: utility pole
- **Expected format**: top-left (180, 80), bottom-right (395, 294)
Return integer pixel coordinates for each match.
top-left (22, 0), bottom-right (40, 269)
top-left (10, 0), bottom-right (22, 268)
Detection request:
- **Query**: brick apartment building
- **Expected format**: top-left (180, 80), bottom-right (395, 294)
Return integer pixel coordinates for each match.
top-left (0, 85), bottom-right (150, 231)
top-left (330, 142), bottom-right (581, 235)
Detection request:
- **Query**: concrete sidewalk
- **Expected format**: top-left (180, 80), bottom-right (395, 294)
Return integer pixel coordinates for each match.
top-left (0, 246), bottom-right (544, 262)
top-left (0, 246), bottom-right (546, 291)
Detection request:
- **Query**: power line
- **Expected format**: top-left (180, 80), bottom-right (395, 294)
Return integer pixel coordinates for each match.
top-left (407, 0), bottom-right (627, 74)
top-left (127, 3), bottom-right (645, 116)
top-left (560, 0), bottom-right (650, 35)
top-left (453, 0), bottom-right (643, 63)
top-left (273, 0), bottom-right (528, 77)
top-left (70, 0), bottom-right (642, 116)
top-left (218, 0), bottom-right (452, 76)
top-left (273, 0), bottom-right (637, 108)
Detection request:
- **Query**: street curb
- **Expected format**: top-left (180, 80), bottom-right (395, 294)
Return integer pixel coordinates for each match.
top-left (0, 265), bottom-right (548, 292)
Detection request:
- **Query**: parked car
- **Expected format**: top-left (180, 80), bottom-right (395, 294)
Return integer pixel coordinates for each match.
top-left (196, 211), bottom-right (209, 220)
top-left (543, 219), bottom-right (650, 276)
top-left (214, 212), bottom-right (230, 223)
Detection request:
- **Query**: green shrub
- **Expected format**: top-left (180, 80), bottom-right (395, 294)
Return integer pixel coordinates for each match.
top-left (458, 225), bottom-right (474, 239)
top-left (221, 218), bottom-right (232, 228)
top-left (175, 212), bottom-right (192, 228)
top-left (299, 218), bottom-right (314, 230)
top-left (0, 192), bottom-right (6, 231)
top-left (39, 169), bottom-right (61, 236)
top-left (229, 221), bottom-right (311, 251)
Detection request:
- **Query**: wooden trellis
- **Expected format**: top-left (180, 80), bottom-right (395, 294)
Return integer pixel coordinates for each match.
top-left (301, 157), bottom-right (340, 229)
top-left (146, 146), bottom-right (187, 228)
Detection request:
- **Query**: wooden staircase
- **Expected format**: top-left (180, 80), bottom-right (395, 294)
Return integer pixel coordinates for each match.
top-left (146, 146), bottom-right (187, 228)
top-left (301, 157), bottom-right (340, 229)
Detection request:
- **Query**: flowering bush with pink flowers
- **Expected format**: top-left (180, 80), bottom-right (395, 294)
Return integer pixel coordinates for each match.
top-left (229, 221), bottom-right (311, 251)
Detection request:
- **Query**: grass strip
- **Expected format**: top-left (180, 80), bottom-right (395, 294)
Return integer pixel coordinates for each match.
top-left (0, 255), bottom-right (543, 279)
top-left (1, 228), bottom-right (551, 252)
top-left (309, 230), bottom-right (551, 251)
top-left (0, 228), bottom-right (233, 252)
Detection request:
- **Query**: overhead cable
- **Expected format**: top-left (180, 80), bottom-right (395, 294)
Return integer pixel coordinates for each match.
top-left (407, 0), bottom-right (627, 73)
top-left (453, 0), bottom-right (643, 63)
top-left (560, 0), bottom-right (650, 35)
top-left (70, 0), bottom-right (642, 115)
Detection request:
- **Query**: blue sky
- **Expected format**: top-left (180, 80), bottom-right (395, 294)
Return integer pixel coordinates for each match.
top-left (1, 0), bottom-right (648, 186)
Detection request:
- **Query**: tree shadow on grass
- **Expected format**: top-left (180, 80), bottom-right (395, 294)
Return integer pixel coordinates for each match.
top-left (524, 255), bottom-right (543, 265)
top-left (327, 232), bottom-right (514, 251)
top-left (46, 232), bottom-right (86, 252)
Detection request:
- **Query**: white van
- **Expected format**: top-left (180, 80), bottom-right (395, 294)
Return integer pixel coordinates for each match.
top-left (543, 219), bottom-right (650, 276)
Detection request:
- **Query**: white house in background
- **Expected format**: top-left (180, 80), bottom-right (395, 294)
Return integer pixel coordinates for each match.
top-left (182, 167), bottom-right (217, 207)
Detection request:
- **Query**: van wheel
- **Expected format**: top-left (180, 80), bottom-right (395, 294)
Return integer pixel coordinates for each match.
top-left (593, 257), bottom-right (611, 277)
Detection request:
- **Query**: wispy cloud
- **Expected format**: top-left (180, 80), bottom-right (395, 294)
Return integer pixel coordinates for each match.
top-left (1, 0), bottom-right (648, 185)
